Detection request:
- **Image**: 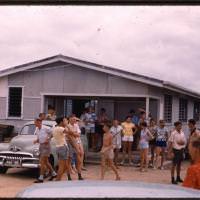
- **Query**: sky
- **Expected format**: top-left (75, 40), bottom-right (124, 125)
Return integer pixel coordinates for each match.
top-left (0, 6), bottom-right (200, 92)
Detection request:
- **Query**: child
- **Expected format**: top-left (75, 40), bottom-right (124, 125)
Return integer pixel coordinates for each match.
top-left (121, 116), bottom-right (137, 165)
top-left (148, 119), bottom-right (157, 168)
top-left (139, 121), bottom-right (153, 172)
top-left (110, 120), bottom-right (123, 168)
top-left (168, 121), bottom-right (186, 184)
top-left (155, 120), bottom-right (169, 169)
top-left (100, 122), bottom-right (120, 180)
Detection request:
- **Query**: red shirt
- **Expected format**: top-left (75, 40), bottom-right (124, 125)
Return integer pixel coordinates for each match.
top-left (182, 161), bottom-right (200, 190)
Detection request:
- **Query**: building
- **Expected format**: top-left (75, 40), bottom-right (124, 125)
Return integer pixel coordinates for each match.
top-left (0, 54), bottom-right (200, 134)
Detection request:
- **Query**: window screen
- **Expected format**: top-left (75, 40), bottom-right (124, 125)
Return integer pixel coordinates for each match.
top-left (179, 98), bottom-right (188, 122)
top-left (164, 95), bottom-right (172, 123)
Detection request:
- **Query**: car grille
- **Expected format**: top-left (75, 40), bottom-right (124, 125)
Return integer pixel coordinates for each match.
top-left (0, 152), bottom-right (33, 159)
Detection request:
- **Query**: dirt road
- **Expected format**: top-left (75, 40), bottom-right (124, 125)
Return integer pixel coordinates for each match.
top-left (0, 161), bottom-right (190, 197)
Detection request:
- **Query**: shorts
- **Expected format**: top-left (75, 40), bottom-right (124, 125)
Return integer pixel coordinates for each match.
top-left (173, 148), bottom-right (184, 165)
top-left (139, 142), bottom-right (149, 149)
top-left (122, 135), bottom-right (134, 142)
top-left (39, 143), bottom-right (51, 157)
top-left (103, 149), bottom-right (114, 160)
top-left (113, 143), bottom-right (121, 149)
top-left (156, 140), bottom-right (167, 148)
top-left (149, 139), bottom-right (156, 146)
top-left (56, 145), bottom-right (69, 160)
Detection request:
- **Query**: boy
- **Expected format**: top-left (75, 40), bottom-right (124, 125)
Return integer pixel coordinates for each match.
top-left (66, 115), bottom-right (84, 180)
top-left (155, 120), bottom-right (169, 169)
top-left (33, 118), bottom-right (57, 183)
top-left (110, 120), bottom-right (123, 168)
top-left (168, 121), bottom-right (186, 184)
top-left (100, 122), bottom-right (120, 180)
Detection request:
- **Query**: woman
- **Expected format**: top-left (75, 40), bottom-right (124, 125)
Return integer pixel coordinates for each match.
top-left (121, 116), bottom-right (137, 165)
top-left (182, 136), bottom-right (200, 189)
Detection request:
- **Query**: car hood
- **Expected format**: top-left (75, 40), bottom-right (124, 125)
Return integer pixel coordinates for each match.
top-left (9, 135), bottom-right (38, 152)
top-left (17, 181), bottom-right (200, 198)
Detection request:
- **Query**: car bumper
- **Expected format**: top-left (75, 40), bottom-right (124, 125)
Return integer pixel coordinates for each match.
top-left (0, 151), bottom-right (40, 168)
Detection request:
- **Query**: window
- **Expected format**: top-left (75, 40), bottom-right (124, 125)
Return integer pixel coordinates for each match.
top-left (164, 95), bottom-right (172, 123)
top-left (179, 98), bottom-right (188, 122)
top-left (8, 87), bottom-right (22, 117)
top-left (193, 102), bottom-right (200, 121)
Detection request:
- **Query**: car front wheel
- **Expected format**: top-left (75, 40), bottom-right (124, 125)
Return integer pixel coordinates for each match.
top-left (0, 166), bottom-right (8, 174)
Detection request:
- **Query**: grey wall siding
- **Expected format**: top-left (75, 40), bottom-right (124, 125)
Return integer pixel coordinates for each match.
top-left (8, 72), bottom-right (24, 86)
top-left (63, 65), bottom-right (108, 94)
top-left (43, 68), bottom-right (65, 93)
top-left (24, 71), bottom-right (43, 96)
top-left (8, 63), bottom-right (151, 96)
top-left (107, 75), bottom-right (148, 95)
top-left (23, 98), bottom-right (41, 119)
top-left (0, 97), bottom-right (7, 119)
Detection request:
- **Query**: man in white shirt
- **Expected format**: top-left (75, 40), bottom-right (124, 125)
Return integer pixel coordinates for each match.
top-left (168, 121), bottom-right (186, 185)
top-left (33, 118), bottom-right (57, 183)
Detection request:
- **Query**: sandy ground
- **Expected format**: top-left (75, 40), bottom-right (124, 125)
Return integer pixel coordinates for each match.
top-left (0, 161), bottom-right (190, 197)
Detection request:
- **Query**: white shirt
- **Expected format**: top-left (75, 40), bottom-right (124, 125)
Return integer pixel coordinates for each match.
top-left (110, 125), bottom-right (123, 145)
top-left (168, 130), bottom-right (186, 150)
top-left (35, 127), bottom-right (52, 144)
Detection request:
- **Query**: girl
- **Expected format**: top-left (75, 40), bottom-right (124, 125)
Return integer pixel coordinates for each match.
top-left (121, 116), bottom-right (137, 165)
top-left (148, 119), bottom-right (157, 168)
top-left (139, 121), bottom-right (153, 172)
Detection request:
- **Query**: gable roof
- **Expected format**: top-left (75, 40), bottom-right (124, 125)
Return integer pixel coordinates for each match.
top-left (0, 54), bottom-right (200, 99)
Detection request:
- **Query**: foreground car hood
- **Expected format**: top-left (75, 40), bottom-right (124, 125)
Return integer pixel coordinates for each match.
top-left (17, 181), bottom-right (200, 198)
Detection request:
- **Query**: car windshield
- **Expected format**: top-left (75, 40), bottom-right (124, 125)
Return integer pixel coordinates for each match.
top-left (20, 124), bottom-right (52, 135)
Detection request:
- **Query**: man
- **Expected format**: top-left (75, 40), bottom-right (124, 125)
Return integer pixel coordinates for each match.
top-left (100, 122), bottom-right (120, 180)
top-left (129, 109), bottom-right (139, 126)
top-left (33, 118), bottom-right (57, 183)
top-left (168, 121), bottom-right (186, 184)
top-left (188, 119), bottom-right (200, 144)
top-left (83, 107), bottom-right (97, 151)
top-left (66, 115), bottom-right (84, 180)
top-left (52, 117), bottom-right (71, 181)
top-left (155, 120), bottom-right (169, 169)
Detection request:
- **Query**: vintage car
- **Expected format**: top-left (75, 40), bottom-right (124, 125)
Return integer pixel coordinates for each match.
top-left (17, 180), bottom-right (200, 198)
top-left (0, 120), bottom-right (88, 174)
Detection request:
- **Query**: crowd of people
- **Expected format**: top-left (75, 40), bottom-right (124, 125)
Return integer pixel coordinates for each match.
top-left (33, 106), bottom-right (200, 190)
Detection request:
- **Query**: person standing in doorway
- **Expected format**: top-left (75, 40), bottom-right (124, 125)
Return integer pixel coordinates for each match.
top-left (121, 116), bottom-right (137, 166)
top-left (168, 121), bottom-right (186, 184)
